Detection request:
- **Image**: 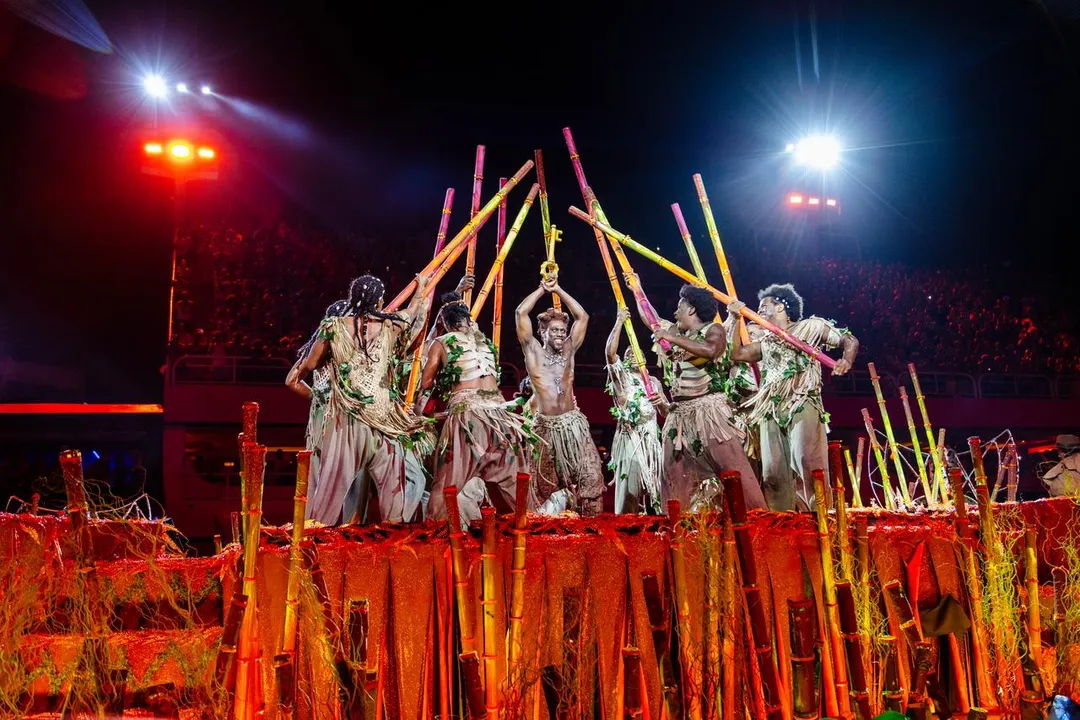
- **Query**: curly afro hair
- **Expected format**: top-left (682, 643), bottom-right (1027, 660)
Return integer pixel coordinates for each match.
top-left (757, 283), bottom-right (804, 321)
top-left (537, 308), bottom-right (570, 333)
top-left (679, 285), bottom-right (719, 321)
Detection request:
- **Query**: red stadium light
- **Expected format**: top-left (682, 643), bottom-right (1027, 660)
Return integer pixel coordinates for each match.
top-left (144, 142), bottom-right (163, 155)
top-left (197, 146), bottom-right (215, 159)
top-left (167, 140), bottom-right (194, 161)
top-left (808, 197), bottom-right (821, 206)
top-left (788, 193), bottom-right (804, 205)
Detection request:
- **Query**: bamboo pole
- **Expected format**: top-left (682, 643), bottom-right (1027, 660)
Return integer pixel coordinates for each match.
top-left (898, 387), bottom-right (934, 506)
top-left (507, 473), bottom-right (531, 680)
top-left (852, 516), bottom-right (873, 711)
top-left (444, 487), bottom-right (477, 658)
top-left (670, 203), bottom-right (708, 282)
top-left (836, 583), bottom-right (872, 720)
top-left (463, 145), bottom-right (485, 306)
top-left (830, 443), bottom-right (855, 585)
top-left (703, 526), bottom-right (720, 720)
top-left (404, 189), bottom-right (456, 405)
top-left (692, 174), bottom-right (750, 346)
top-left (860, 409), bottom-right (895, 510)
top-left (666, 501), bottom-right (703, 720)
top-left (935, 428), bottom-right (948, 505)
top-left (481, 507), bottom-right (502, 719)
top-left (239, 402), bottom-right (259, 544)
top-left (720, 472), bottom-right (784, 718)
top-left (1024, 526), bottom-right (1044, 681)
top-left (843, 448), bottom-right (862, 508)
top-left (854, 437), bottom-right (865, 500)
top-left (561, 127), bottom-right (661, 392)
top-left (567, 206), bottom-right (841, 371)
top-left (812, 469), bottom-right (849, 718)
top-left (908, 364), bottom-right (947, 505)
top-left (235, 442), bottom-right (267, 720)
top-left (868, 363), bottom-right (911, 506)
top-left (788, 599), bottom-right (820, 719)
top-left (281, 450), bottom-right (312, 661)
top-left (534, 149), bottom-right (561, 313)
top-left (387, 159), bottom-right (533, 311)
top-left (623, 647), bottom-right (644, 719)
top-left (721, 511), bottom-right (737, 720)
top-left (492, 178), bottom-right (507, 360)
top-left (1007, 440), bottom-right (1019, 503)
top-left (472, 184), bottom-right (541, 318)
top-left (949, 465), bottom-right (996, 708)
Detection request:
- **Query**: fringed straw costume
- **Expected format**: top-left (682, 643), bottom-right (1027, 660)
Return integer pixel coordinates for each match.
top-left (532, 408), bottom-right (604, 516)
top-left (306, 317), bottom-right (432, 525)
top-left (743, 316), bottom-right (848, 512)
top-left (606, 361), bottom-right (663, 514)
top-left (426, 330), bottom-right (536, 527)
top-left (658, 321), bottom-right (766, 513)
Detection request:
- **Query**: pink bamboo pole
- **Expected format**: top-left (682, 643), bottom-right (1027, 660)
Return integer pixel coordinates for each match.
top-left (404, 189), bottom-right (456, 405)
top-left (671, 202), bottom-right (707, 282)
top-left (567, 206), bottom-right (839, 370)
top-left (464, 145), bottom-right (485, 305)
top-left (387, 159), bottom-right (533, 311)
top-left (492, 177), bottom-right (508, 360)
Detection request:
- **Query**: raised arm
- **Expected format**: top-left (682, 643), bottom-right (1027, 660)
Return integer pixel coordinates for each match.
top-left (515, 284), bottom-right (546, 348)
top-left (605, 307), bottom-right (629, 365)
top-left (552, 281), bottom-right (590, 351)
top-left (396, 273), bottom-right (432, 344)
top-left (285, 338), bottom-right (329, 399)
top-left (414, 339), bottom-right (447, 414)
top-left (724, 301), bottom-right (763, 363)
top-left (655, 323), bottom-right (727, 361)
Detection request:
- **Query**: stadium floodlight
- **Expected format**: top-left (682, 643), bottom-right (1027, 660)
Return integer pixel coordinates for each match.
top-left (792, 135), bottom-right (841, 169)
top-left (200, 84), bottom-right (212, 95)
top-left (176, 82), bottom-right (189, 93)
top-left (143, 74), bottom-right (167, 98)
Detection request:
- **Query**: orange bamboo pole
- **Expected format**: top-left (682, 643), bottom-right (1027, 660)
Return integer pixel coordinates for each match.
top-left (471, 184), bottom-right (541, 318)
top-left (235, 442), bottom-right (266, 720)
top-left (387, 159), bottom-right (533, 311)
top-left (667, 501), bottom-right (703, 720)
top-left (813, 469), bottom-right (849, 718)
top-left (481, 507), bottom-right (502, 719)
top-left (281, 451), bottom-right (312, 660)
top-left (1024, 526), bottom-right (1044, 681)
top-left (444, 488), bottom-right (478, 658)
top-left (507, 473), bottom-right (531, 679)
top-left (492, 177), bottom-right (508, 360)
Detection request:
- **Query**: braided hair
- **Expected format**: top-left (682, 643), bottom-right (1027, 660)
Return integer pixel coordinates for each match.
top-left (346, 275), bottom-right (404, 357)
top-left (297, 298), bottom-right (350, 359)
top-left (436, 292), bottom-right (472, 332)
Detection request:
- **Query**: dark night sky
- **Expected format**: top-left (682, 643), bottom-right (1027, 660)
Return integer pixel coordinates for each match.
top-left (0, 0), bottom-right (1078, 400)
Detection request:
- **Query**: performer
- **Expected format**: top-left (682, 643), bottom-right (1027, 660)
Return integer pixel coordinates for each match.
top-left (647, 286), bottom-right (767, 512)
top-left (515, 277), bottom-right (604, 516)
top-left (286, 298), bottom-right (350, 491)
top-left (726, 283), bottom-right (858, 512)
top-left (417, 286), bottom-right (536, 527)
top-left (604, 307), bottom-right (664, 514)
top-left (287, 274), bottom-right (433, 525)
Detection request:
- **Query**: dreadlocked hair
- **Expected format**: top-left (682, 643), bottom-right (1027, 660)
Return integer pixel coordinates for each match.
top-left (297, 298), bottom-right (350, 359)
top-left (758, 282), bottom-right (804, 321)
top-left (537, 308), bottom-right (570, 334)
top-left (437, 292), bottom-right (472, 332)
top-left (347, 275), bottom-right (404, 357)
top-left (679, 285), bottom-right (718, 321)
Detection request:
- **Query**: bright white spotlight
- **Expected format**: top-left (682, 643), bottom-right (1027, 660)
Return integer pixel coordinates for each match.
top-left (143, 74), bottom-right (167, 98)
top-left (200, 85), bottom-right (212, 95)
top-left (176, 82), bottom-right (189, 93)
top-left (793, 135), bottom-right (841, 169)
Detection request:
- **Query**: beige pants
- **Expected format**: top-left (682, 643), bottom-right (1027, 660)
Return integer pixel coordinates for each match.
top-left (533, 408), bottom-right (605, 516)
top-left (759, 402), bottom-right (832, 512)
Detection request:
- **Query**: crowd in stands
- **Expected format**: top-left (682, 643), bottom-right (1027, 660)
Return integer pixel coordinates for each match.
top-left (169, 220), bottom-right (1080, 378)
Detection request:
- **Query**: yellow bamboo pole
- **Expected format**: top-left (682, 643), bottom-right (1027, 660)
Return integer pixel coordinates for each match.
top-left (843, 448), bottom-right (863, 508)
top-left (567, 206), bottom-right (841, 371)
top-left (281, 450), bottom-right (312, 660)
top-left (464, 145), bottom-right (485, 306)
top-left (471, 184), bottom-right (540, 318)
top-left (492, 177), bottom-right (508, 361)
top-left (239, 402), bottom-right (259, 544)
top-left (908, 364), bottom-right (947, 505)
top-left (692, 174), bottom-right (750, 346)
top-left (670, 202), bottom-right (708, 282)
top-left (235, 442), bottom-right (266, 720)
top-left (899, 386), bottom-right (934, 506)
top-left (703, 528), bottom-right (721, 719)
top-left (813, 469), bottom-right (850, 718)
top-left (935, 428), bottom-right (948, 505)
top-left (481, 507), bottom-right (502, 719)
top-left (534, 149), bottom-right (561, 313)
top-left (861, 408), bottom-right (895, 510)
top-left (868, 363), bottom-right (911, 507)
top-left (387, 159), bottom-right (533, 312)
top-left (721, 512), bottom-right (737, 720)
top-left (507, 473), bottom-right (531, 681)
top-left (832, 447), bottom-right (855, 585)
top-left (1024, 526), bottom-right (1044, 681)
